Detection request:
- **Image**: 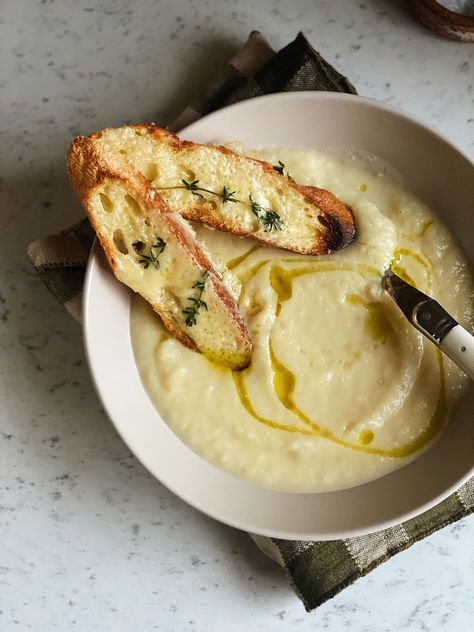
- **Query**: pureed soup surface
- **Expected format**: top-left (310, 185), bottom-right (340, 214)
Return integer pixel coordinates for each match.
top-left (130, 148), bottom-right (474, 492)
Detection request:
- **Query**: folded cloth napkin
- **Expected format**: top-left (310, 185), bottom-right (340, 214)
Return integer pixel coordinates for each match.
top-left (27, 31), bottom-right (474, 612)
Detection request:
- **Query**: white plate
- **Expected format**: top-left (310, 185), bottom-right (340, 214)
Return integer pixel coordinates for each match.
top-left (84, 92), bottom-right (474, 540)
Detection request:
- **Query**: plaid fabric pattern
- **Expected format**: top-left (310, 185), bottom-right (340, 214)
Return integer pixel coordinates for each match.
top-left (171, 32), bottom-right (355, 131)
top-left (267, 488), bottom-right (474, 610)
top-left (27, 31), bottom-right (474, 612)
top-left (27, 218), bottom-right (94, 322)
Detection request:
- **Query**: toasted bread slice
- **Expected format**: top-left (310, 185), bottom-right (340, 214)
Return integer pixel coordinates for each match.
top-left (91, 125), bottom-right (355, 255)
top-left (67, 136), bottom-right (252, 370)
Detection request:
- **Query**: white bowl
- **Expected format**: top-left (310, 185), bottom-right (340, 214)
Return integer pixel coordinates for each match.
top-left (84, 92), bottom-right (474, 540)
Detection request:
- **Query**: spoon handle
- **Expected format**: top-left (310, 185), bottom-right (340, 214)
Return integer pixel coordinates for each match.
top-left (440, 325), bottom-right (474, 380)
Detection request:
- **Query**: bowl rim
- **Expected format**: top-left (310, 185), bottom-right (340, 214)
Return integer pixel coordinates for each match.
top-left (414, 0), bottom-right (474, 28)
top-left (180, 90), bottom-right (474, 169)
top-left (83, 91), bottom-right (474, 540)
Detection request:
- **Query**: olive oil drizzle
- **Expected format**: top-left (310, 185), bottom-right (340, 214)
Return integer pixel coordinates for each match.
top-left (394, 248), bottom-right (429, 271)
top-left (229, 250), bottom-right (447, 458)
top-left (270, 340), bottom-right (446, 457)
top-left (226, 244), bottom-right (262, 270)
top-left (232, 337), bottom-right (446, 458)
top-left (232, 370), bottom-right (314, 436)
top-left (346, 294), bottom-right (395, 344)
top-left (391, 247), bottom-right (432, 293)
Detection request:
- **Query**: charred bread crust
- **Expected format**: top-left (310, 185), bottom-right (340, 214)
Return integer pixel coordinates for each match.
top-left (90, 124), bottom-right (356, 256)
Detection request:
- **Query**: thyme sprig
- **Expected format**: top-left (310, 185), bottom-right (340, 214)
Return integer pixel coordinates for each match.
top-left (248, 195), bottom-right (283, 231)
top-left (133, 237), bottom-right (166, 270)
top-left (155, 179), bottom-right (283, 232)
top-left (183, 270), bottom-right (209, 326)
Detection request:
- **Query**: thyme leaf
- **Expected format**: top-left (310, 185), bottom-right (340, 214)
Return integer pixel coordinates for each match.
top-left (272, 160), bottom-right (285, 175)
top-left (182, 179), bottom-right (204, 198)
top-left (222, 185), bottom-right (238, 204)
top-left (249, 195), bottom-right (283, 232)
top-left (263, 210), bottom-right (284, 231)
top-left (134, 236), bottom-right (166, 270)
top-left (272, 160), bottom-right (294, 182)
top-left (183, 270), bottom-right (209, 326)
top-left (132, 240), bottom-right (145, 253)
top-left (192, 270), bottom-right (209, 291)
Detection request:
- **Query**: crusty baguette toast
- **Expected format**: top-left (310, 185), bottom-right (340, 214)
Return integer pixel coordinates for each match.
top-left (91, 125), bottom-right (355, 255)
top-left (67, 136), bottom-right (252, 370)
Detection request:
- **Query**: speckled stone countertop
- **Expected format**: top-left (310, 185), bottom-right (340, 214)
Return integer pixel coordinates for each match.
top-left (1, 1), bottom-right (473, 630)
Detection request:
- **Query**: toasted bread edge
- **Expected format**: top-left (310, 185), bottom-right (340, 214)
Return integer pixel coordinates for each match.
top-left (67, 136), bottom-right (253, 368)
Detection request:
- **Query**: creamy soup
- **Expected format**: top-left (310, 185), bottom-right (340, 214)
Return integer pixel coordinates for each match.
top-left (130, 148), bottom-right (474, 492)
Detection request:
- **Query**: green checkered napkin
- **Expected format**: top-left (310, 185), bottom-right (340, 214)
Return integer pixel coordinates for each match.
top-left (27, 32), bottom-right (474, 612)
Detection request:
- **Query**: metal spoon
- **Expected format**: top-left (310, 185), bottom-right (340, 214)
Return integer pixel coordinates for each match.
top-left (382, 269), bottom-right (474, 379)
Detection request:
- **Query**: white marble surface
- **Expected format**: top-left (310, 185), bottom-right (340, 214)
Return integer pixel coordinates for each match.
top-left (1, 0), bottom-right (473, 630)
